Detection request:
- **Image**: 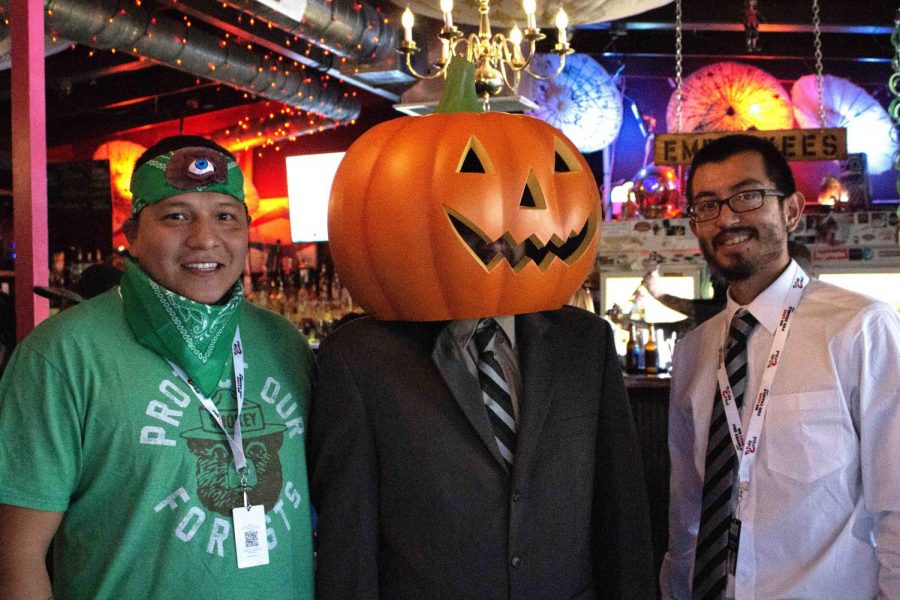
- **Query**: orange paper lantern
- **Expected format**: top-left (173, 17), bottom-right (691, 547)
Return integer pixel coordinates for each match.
top-left (328, 62), bottom-right (600, 321)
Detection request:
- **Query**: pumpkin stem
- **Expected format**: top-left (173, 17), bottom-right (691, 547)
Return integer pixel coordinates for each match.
top-left (434, 57), bottom-right (483, 114)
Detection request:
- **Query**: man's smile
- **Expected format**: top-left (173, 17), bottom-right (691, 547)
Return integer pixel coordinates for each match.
top-left (714, 228), bottom-right (757, 249)
top-left (182, 261), bottom-right (222, 273)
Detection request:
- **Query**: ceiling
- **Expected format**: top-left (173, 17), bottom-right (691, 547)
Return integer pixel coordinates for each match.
top-left (0, 0), bottom-right (895, 159)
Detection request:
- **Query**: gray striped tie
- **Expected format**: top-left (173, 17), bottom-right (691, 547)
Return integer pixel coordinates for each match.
top-left (474, 318), bottom-right (516, 470)
top-left (692, 308), bottom-right (758, 600)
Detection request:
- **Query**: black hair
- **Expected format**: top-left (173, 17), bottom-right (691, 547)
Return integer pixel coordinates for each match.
top-left (686, 135), bottom-right (796, 202)
top-left (133, 135), bottom-right (236, 172)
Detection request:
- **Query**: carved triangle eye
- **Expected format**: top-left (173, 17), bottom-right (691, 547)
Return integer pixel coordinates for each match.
top-left (457, 136), bottom-right (493, 173)
top-left (460, 147), bottom-right (486, 173)
top-left (554, 138), bottom-right (582, 173)
top-left (554, 152), bottom-right (572, 173)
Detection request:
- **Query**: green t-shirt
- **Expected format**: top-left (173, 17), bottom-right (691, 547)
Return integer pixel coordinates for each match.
top-left (0, 289), bottom-right (315, 599)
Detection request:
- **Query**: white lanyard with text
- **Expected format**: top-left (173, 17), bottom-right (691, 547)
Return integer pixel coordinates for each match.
top-left (167, 328), bottom-right (247, 473)
top-left (167, 328), bottom-right (269, 569)
top-left (719, 263), bottom-right (808, 594)
top-left (717, 263), bottom-right (808, 491)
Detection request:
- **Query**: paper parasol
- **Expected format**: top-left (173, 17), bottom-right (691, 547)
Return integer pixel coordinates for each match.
top-left (390, 0), bottom-right (672, 28)
top-left (666, 62), bottom-right (793, 133)
top-left (525, 54), bottom-right (623, 153)
top-left (792, 74), bottom-right (896, 175)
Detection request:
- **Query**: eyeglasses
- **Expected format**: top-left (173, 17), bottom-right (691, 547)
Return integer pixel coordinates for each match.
top-left (686, 188), bottom-right (786, 222)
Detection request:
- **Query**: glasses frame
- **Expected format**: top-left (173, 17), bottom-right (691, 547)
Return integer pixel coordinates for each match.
top-left (686, 188), bottom-right (787, 222)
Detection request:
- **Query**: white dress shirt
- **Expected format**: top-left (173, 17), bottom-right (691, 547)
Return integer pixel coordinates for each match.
top-left (661, 260), bottom-right (900, 599)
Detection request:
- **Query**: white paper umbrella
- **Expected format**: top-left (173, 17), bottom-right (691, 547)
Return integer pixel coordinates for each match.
top-left (792, 74), bottom-right (896, 175)
top-left (391, 0), bottom-right (672, 28)
top-left (525, 54), bottom-right (623, 153)
top-left (666, 62), bottom-right (793, 133)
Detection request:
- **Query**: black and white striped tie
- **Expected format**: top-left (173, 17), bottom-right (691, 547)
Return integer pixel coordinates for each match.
top-left (692, 308), bottom-right (758, 600)
top-left (474, 318), bottom-right (516, 470)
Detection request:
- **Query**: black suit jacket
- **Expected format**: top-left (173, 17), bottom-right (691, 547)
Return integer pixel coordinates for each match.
top-left (309, 307), bottom-right (654, 599)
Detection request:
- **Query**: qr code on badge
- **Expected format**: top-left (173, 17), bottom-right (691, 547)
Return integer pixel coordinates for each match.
top-left (244, 529), bottom-right (259, 548)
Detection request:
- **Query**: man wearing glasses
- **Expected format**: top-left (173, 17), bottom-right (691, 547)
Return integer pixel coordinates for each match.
top-left (660, 134), bottom-right (900, 599)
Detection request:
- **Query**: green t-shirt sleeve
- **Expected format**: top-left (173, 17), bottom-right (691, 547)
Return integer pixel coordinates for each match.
top-left (0, 342), bottom-right (82, 511)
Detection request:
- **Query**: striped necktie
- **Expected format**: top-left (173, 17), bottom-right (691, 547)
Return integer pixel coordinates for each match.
top-left (692, 308), bottom-right (759, 600)
top-left (474, 318), bottom-right (516, 470)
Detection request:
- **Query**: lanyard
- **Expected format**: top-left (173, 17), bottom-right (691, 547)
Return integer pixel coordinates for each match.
top-left (168, 328), bottom-right (247, 472)
top-left (716, 263), bottom-right (808, 499)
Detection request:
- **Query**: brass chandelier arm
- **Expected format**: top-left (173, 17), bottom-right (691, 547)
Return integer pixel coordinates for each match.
top-left (400, 45), bottom-right (451, 80)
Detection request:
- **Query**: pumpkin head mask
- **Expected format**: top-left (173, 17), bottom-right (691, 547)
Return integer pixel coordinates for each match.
top-left (328, 58), bottom-right (600, 321)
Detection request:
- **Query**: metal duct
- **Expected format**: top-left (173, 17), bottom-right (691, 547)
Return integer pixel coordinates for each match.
top-left (217, 0), bottom-right (396, 63)
top-left (2, 0), bottom-right (360, 122)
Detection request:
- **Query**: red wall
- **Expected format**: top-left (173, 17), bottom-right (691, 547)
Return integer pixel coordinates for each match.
top-left (252, 102), bottom-right (400, 198)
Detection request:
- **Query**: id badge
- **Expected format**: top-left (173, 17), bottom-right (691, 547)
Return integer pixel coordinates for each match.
top-left (725, 517), bottom-right (741, 598)
top-left (232, 504), bottom-right (270, 569)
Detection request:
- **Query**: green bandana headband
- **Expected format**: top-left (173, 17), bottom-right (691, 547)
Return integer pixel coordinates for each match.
top-left (130, 145), bottom-right (245, 215)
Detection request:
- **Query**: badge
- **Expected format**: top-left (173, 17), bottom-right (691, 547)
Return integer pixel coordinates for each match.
top-left (232, 504), bottom-right (270, 569)
top-left (725, 516), bottom-right (741, 597)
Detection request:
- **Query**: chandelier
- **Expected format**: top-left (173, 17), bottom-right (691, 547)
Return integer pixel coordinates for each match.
top-left (399, 0), bottom-right (573, 102)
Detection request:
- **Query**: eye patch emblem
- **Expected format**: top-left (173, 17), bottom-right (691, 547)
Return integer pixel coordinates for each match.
top-left (165, 147), bottom-right (229, 189)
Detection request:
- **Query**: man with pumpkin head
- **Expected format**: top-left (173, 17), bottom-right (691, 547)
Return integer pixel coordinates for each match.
top-left (309, 59), bottom-right (655, 599)
top-left (0, 136), bottom-right (315, 598)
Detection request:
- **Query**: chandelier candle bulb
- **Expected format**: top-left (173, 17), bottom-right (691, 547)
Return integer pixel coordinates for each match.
top-left (440, 0), bottom-right (454, 28)
top-left (509, 25), bottom-right (524, 64)
top-left (555, 8), bottom-right (568, 47)
top-left (523, 0), bottom-right (537, 30)
top-left (402, 7), bottom-right (414, 43)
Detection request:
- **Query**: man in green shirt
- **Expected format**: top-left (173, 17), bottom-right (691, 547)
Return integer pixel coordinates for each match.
top-left (0, 136), bottom-right (315, 599)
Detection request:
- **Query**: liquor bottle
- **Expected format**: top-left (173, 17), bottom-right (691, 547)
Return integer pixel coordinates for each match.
top-left (644, 325), bottom-right (659, 375)
top-left (625, 323), bottom-right (642, 374)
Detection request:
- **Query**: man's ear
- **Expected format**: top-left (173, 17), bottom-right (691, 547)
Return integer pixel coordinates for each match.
top-left (122, 217), bottom-right (139, 245)
top-left (783, 192), bottom-right (804, 233)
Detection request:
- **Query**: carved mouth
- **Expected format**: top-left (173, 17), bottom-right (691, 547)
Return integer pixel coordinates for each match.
top-left (446, 207), bottom-right (596, 272)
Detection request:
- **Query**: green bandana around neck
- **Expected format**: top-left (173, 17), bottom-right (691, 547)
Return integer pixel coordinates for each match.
top-left (129, 145), bottom-right (245, 216)
top-left (120, 257), bottom-right (243, 396)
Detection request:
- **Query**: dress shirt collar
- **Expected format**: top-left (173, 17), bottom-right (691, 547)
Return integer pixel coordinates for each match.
top-left (725, 259), bottom-right (805, 335)
top-left (446, 315), bottom-right (517, 352)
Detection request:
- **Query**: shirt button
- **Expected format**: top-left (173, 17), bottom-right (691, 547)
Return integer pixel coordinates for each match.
top-left (739, 569), bottom-right (749, 582)
top-left (512, 491), bottom-right (521, 502)
top-left (511, 556), bottom-right (522, 568)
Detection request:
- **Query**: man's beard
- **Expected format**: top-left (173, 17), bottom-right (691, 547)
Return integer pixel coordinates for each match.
top-left (699, 222), bottom-right (786, 282)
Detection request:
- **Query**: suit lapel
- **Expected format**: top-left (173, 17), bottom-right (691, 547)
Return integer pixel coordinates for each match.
top-left (432, 325), bottom-right (508, 468)
top-left (512, 312), bottom-right (559, 482)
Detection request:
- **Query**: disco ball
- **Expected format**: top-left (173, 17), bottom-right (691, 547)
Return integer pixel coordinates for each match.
top-left (631, 165), bottom-right (682, 219)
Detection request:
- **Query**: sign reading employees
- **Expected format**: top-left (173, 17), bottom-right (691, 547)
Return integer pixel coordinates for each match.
top-left (654, 128), bottom-right (847, 166)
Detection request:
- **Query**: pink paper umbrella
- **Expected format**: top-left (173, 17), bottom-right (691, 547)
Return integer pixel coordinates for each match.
top-left (792, 74), bottom-right (896, 175)
top-left (666, 61), bottom-right (793, 133)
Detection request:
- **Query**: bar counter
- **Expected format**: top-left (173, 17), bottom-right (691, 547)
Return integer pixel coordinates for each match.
top-left (625, 373), bottom-right (671, 580)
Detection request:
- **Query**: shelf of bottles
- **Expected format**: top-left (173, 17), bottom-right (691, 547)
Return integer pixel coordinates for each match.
top-left (243, 259), bottom-right (357, 345)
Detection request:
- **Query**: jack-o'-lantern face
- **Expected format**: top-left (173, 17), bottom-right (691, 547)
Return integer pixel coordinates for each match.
top-left (328, 110), bottom-right (600, 321)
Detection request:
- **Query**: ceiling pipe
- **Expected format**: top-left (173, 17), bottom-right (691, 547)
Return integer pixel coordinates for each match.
top-left (0, 0), bottom-right (360, 122)
top-left (198, 0), bottom-right (396, 63)
top-left (172, 0), bottom-right (401, 102)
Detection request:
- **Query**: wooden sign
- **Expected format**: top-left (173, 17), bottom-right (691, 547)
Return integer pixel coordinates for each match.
top-left (653, 128), bottom-right (847, 166)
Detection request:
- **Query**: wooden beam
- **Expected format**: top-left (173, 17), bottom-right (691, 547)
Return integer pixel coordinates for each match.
top-left (11, 0), bottom-right (49, 340)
